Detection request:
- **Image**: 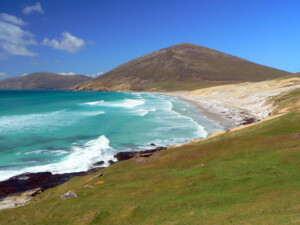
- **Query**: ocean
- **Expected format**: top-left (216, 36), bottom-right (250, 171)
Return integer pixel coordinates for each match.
top-left (0, 90), bottom-right (222, 181)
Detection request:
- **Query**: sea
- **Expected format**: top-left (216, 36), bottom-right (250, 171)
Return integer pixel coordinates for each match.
top-left (0, 90), bottom-right (223, 181)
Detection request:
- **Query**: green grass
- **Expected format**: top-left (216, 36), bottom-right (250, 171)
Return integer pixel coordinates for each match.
top-left (1, 112), bottom-right (299, 225)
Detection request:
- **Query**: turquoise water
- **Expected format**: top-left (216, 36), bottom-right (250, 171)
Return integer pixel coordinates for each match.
top-left (0, 90), bottom-right (222, 181)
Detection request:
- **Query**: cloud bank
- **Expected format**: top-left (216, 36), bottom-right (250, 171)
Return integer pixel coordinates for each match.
top-left (42, 32), bottom-right (86, 53)
top-left (0, 15), bottom-right (37, 56)
top-left (0, 13), bottom-right (26, 26)
top-left (23, 2), bottom-right (45, 15)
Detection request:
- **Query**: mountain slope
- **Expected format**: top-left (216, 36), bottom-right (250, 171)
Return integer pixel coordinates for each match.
top-left (0, 72), bottom-right (92, 90)
top-left (74, 43), bottom-right (290, 91)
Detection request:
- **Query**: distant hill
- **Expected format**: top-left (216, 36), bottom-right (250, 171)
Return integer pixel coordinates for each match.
top-left (0, 72), bottom-right (92, 90)
top-left (73, 43), bottom-right (290, 91)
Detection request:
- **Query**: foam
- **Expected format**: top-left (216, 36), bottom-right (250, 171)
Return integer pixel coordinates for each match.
top-left (83, 100), bottom-right (104, 105)
top-left (134, 108), bottom-right (156, 116)
top-left (77, 111), bottom-right (105, 116)
top-left (0, 135), bottom-right (116, 181)
top-left (0, 110), bottom-right (105, 132)
top-left (83, 99), bottom-right (145, 108)
top-left (24, 150), bottom-right (69, 155)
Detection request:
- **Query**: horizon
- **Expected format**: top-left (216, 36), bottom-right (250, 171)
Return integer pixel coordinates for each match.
top-left (1, 0), bottom-right (300, 79)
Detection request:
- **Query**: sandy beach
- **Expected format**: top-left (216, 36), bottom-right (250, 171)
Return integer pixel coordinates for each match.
top-left (161, 76), bottom-right (300, 130)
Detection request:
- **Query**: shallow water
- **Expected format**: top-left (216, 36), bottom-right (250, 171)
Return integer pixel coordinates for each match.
top-left (0, 90), bottom-right (222, 181)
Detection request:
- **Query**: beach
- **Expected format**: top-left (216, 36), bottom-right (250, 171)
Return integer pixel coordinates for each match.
top-left (162, 77), bottom-right (300, 131)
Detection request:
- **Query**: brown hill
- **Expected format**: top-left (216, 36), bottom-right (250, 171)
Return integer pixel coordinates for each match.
top-left (73, 43), bottom-right (290, 91)
top-left (0, 72), bottom-right (92, 90)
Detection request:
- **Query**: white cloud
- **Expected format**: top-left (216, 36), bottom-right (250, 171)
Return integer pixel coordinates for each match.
top-left (42, 32), bottom-right (85, 53)
top-left (59, 72), bottom-right (76, 75)
top-left (0, 13), bottom-right (26, 26)
top-left (0, 72), bottom-right (6, 76)
top-left (88, 72), bottom-right (103, 78)
top-left (22, 73), bottom-right (28, 76)
top-left (0, 21), bottom-right (37, 56)
top-left (22, 2), bottom-right (45, 15)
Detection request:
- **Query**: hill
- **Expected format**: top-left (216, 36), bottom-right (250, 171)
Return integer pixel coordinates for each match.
top-left (0, 72), bottom-right (92, 90)
top-left (73, 43), bottom-right (290, 91)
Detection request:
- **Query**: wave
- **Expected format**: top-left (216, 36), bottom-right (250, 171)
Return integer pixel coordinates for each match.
top-left (134, 108), bottom-right (156, 116)
top-left (83, 98), bottom-right (145, 108)
top-left (0, 110), bottom-right (105, 132)
top-left (77, 111), bottom-right (105, 116)
top-left (83, 100), bottom-right (104, 105)
top-left (0, 135), bottom-right (116, 181)
top-left (24, 149), bottom-right (69, 155)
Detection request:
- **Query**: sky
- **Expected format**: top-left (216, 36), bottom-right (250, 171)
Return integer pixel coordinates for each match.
top-left (0, 0), bottom-right (300, 79)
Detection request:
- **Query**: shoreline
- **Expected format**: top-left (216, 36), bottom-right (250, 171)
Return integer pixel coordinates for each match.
top-left (2, 77), bottom-right (300, 210)
top-left (0, 92), bottom-right (234, 210)
top-left (154, 91), bottom-right (254, 130)
top-left (0, 92), bottom-right (228, 184)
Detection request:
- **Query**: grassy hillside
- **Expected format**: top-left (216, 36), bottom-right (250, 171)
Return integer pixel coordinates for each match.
top-left (1, 89), bottom-right (299, 224)
top-left (74, 43), bottom-right (290, 91)
top-left (0, 72), bottom-right (91, 90)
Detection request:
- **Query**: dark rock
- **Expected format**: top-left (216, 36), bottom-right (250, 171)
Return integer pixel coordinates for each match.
top-left (240, 117), bottom-right (257, 125)
top-left (93, 161), bottom-right (104, 166)
top-left (0, 168), bottom-right (104, 198)
top-left (114, 152), bottom-right (138, 161)
top-left (114, 146), bottom-right (167, 161)
top-left (108, 160), bottom-right (116, 165)
top-left (150, 143), bottom-right (156, 146)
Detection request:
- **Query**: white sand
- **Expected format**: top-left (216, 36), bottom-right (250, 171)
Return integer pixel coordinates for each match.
top-left (163, 77), bottom-right (300, 129)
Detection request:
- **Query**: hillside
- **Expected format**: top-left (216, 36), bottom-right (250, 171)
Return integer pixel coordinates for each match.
top-left (0, 72), bottom-right (92, 90)
top-left (73, 43), bottom-right (290, 91)
top-left (1, 84), bottom-right (299, 224)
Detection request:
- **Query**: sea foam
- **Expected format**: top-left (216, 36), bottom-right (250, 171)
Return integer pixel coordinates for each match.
top-left (83, 98), bottom-right (145, 108)
top-left (0, 135), bottom-right (115, 181)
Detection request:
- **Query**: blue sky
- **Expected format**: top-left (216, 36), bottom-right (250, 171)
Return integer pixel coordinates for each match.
top-left (0, 0), bottom-right (300, 79)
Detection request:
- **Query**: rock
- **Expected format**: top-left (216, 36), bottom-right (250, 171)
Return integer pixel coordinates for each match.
top-left (0, 169), bottom-right (103, 198)
top-left (114, 152), bottom-right (138, 161)
top-left (114, 146), bottom-right (167, 161)
top-left (108, 160), bottom-right (116, 165)
top-left (138, 152), bottom-right (153, 157)
top-left (93, 161), bottom-right (104, 166)
top-left (240, 117), bottom-right (257, 125)
top-left (150, 143), bottom-right (156, 146)
top-left (20, 188), bottom-right (43, 197)
top-left (60, 191), bottom-right (77, 199)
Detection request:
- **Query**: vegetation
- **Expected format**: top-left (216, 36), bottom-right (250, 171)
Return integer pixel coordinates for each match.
top-left (1, 88), bottom-right (299, 224)
top-left (74, 43), bottom-right (290, 91)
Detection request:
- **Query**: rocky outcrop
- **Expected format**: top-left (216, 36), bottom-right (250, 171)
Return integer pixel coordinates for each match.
top-left (0, 168), bottom-right (104, 198)
top-left (114, 147), bottom-right (167, 161)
